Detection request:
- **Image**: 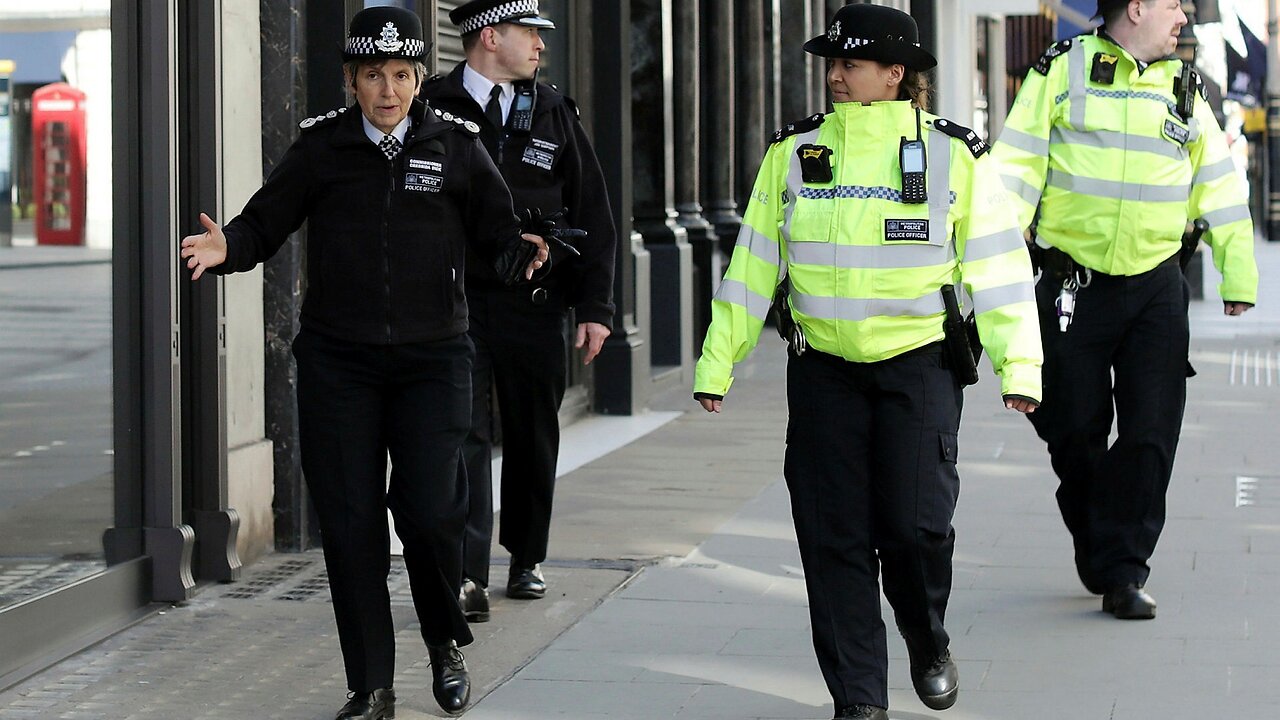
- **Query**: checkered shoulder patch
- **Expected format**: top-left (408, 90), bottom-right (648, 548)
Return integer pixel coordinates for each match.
top-left (771, 113), bottom-right (825, 147)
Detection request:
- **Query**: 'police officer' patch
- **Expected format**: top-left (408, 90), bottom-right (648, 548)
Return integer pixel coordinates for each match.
top-left (884, 219), bottom-right (929, 242)
top-left (1163, 119), bottom-right (1190, 146)
top-left (521, 138), bottom-right (559, 171)
top-left (405, 172), bottom-right (443, 192)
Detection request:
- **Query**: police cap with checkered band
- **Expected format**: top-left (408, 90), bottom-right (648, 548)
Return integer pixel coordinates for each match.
top-left (449, 0), bottom-right (556, 35)
top-left (803, 4), bottom-right (936, 71)
top-left (343, 6), bottom-right (429, 61)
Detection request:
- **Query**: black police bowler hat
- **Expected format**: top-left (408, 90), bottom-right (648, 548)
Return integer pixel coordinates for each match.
top-left (449, 0), bottom-right (556, 35)
top-left (1094, 0), bottom-right (1129, 18)
top-left (803, 4), bottom-right (936, 71)
top-left (343, 6), bottom-right (429, 61)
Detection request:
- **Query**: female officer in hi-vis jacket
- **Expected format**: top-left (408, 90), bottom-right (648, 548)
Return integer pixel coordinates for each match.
top-left (692, 5), bottom-right (1042, 719)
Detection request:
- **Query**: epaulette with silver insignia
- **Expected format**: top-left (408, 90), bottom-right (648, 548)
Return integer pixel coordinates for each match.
top-left (770, 112), bottom-right (825, 146)
top-left (299, 107), bottom-right (346, 130)
top-left (1032, 38), bottom-right (1072, 76)
top-left (432, 107), bottom-right (480, 135)
top-left (929, 117), bottom-right (990, 158)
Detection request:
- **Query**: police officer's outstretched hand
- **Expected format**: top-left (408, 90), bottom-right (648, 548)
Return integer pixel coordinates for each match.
top-left (1004, 395), bottom-right (1038, 414)
top-left (180, 212), bottom-right (228, 281)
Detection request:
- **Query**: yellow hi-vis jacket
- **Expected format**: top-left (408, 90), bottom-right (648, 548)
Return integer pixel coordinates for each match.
top-left (694, 101), bottom-right (1043, 401)
top-left (994, 32), bottom-right (1258, 304)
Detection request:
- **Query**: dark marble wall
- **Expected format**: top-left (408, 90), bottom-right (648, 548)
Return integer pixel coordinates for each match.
top-left (259, 0), bottom-right (313, 550)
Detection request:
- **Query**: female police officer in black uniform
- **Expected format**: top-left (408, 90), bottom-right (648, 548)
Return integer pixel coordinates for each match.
top-left (694, 5), bottom-right (1041, 719)
top-left (180, 8), bottom-right (545, 719)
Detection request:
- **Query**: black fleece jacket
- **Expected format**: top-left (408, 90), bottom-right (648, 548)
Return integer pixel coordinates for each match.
top-left (215, 100), bottom-right (528, 344)
top-left (423, 64), bottom-right (617, 328)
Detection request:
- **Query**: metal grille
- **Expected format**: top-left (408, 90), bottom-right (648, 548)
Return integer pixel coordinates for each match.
top-left (215, 553), bottom-right (415, 604)
top-left (1236, 476), bottom-right (1280, 508)
top-left (436, 0), bottom-right (465, 72)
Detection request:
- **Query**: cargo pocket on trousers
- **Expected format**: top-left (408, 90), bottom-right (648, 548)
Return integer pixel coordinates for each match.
top-left (923, 431), bottom-right (961, 535)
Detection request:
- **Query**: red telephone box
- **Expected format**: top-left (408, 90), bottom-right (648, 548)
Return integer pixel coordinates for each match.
top-left (31, 83), bottom-right (88, 246)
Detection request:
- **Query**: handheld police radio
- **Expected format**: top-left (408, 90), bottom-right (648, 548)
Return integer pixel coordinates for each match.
top-left (1172, 51), bottom-right (1197, 122)
top-left (899, 108), bottom-right (927, 204)
top-left (510, 72), bottom-right (538, 133)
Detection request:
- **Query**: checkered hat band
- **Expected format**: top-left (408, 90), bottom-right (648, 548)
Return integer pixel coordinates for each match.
top-left (459, 0), bottom-right (540, 34)
top-left (840, 37), bottom-right (922, 49)
top-left (345, 37), bottom-right (426, 56)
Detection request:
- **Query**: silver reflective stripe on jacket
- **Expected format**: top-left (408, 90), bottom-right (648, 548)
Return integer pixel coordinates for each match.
top-left (781, 127), bottom-right (822, 246)
top-left (927, 126), bottom-right (952, 246)
top-left (713, 277), bottom-right (773, 321)
top-left (790, 290), bottom-right (947, 322)
top-left (1051, 127), bottom-right (1187, 161)
top-left (1067, 39), bottom-right (1087, 130)
top-left (1047, 168), bottom-right (1189, 203)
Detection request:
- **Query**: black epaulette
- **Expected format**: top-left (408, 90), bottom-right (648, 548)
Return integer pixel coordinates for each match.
top-left (564, 95), bottom-right (580, 118)
top-left (298, 107), bottom-right (346, 130)
top-left (432, 107), bottom-right (480, 135)
top-left (771, 113), bottom-right (825, 146)
top-left (930, 118), bottom-right (990, 158)
top-left (1033, 39), bottom-right (1072, 76)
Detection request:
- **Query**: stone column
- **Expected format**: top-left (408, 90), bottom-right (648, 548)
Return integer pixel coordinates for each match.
top-left (672, 1), bottom-right (717, 350)
top-left (259, 0), bottom-right (316, 550)
top-left (590, 0), bottom-right (651, 414)
top-left (734, 0), bottom-right (766, 248)
top-left (632, 0), bottom-right (692, 381)
top-left (781, 0), bottom-right (818, 122)
top-left (700, 0), bottom-right (741, 250)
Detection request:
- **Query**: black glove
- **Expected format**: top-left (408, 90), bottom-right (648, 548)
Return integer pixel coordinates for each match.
top-left (521, 207), bottom-right (585, 260)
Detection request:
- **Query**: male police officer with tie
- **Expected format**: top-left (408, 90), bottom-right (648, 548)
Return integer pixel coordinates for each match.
top-left (423, 0), bottom-right (617, 621)
top-left (180, 8), bottom-right (548, 718)
top-left (994, 0), bottom-right (1258, 620)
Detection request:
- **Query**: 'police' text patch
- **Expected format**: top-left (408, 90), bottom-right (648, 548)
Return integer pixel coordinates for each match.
top-left (1163, 119), bottom-right (1190, 145)
top-left (405, 172), bottom-right (443, 193)
top-left (884, 219), bottom-right (929, 242)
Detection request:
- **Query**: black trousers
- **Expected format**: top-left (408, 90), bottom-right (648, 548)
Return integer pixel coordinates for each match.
top-left (459, 289), bottom-right (568, 586)
top-left (1028, 259), bottom-right (1189, 591)
top-left (785, 347), bottom-right (962, 710)
top-left (293, 328), bottom-right (474, 694)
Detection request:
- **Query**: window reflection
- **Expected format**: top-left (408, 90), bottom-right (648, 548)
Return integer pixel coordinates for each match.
top-left (0, 2), bottom-right (113, 610)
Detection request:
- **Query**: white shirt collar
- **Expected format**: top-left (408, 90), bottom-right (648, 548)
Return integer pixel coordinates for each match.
top-left (361, 113), bottom-right (410, 147)
top-left (462, 63), bottom-right (514, 123)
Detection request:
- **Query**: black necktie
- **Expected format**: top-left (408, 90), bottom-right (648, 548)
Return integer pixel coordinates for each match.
top-left (485, 84), bottom-right (504, 129)
top-left (379, 134), bottom-right (401, 161)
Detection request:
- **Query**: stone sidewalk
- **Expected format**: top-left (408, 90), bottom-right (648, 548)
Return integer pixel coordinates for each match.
top-left (0, 241), bottom-right (1277, 719)
top-left (463, 241), bottom-right (1280, 720)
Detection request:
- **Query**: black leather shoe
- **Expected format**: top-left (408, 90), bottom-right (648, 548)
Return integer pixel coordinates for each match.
top-left (834, 704), bottom-right (889, 720)
top-left (459, 578), bottom-right (490, 623)
top-left (1102, 584), bottom-right (1156, 619)
top-left (910, 651), bottom-right (959, 710)
top-left (334, 687), bottom-right (395, 720)
top-left (427, 641), bottom-right (470, 714)
top-left (507, 564), bottom-right (546, 599)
